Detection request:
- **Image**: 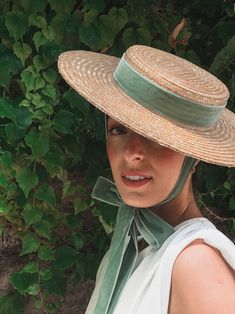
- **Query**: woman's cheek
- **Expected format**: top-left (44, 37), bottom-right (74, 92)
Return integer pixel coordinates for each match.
top-left (156, 148), bottom-right (184, 165)
top-left (106, 142), bottom-right (118, 165)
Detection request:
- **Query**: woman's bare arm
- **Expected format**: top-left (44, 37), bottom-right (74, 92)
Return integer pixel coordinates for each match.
top-left (168, 239), bottom-right (235, 314)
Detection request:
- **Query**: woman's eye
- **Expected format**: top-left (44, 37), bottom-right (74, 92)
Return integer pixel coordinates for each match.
top-left (108, 126), bottom-right (127, 136)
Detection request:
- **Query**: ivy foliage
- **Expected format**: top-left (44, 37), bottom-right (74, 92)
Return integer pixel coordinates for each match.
top-left (0, 0), bottom-right (234, 312)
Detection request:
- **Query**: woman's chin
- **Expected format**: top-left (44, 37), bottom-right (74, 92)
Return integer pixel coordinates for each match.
top-left (121, 197), bottom-right (158, 209)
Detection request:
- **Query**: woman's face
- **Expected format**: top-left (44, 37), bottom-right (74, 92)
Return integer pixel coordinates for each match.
top-left (106, 118), bottom-right (185, 208)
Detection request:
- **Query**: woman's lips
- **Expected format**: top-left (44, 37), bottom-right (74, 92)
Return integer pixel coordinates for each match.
top-left (121, 175), bottom-right (152, 188)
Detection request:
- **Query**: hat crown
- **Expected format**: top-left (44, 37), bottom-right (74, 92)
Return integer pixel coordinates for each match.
top-left (124, 45), bottom-right (229, 106)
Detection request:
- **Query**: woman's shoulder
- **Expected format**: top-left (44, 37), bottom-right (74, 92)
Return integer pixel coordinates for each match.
top-left (169, 239), bottom-right (235, 314)
top-left (170, 217), bottom-right (235, 254)
top-left (173, 238), bottom-right (235, 278)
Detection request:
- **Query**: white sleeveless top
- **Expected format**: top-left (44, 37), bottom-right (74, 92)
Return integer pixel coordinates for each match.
top-left (86, 217), bottom-right (235, 314)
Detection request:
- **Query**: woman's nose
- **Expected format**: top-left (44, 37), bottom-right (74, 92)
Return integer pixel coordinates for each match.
top-left (124, 133), bottom-right (146, 162)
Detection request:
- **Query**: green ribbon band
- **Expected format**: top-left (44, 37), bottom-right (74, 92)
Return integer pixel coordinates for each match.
top-left (113, 57), bottom-right (225, 127)
top-left (91, 157), bottom-right (197, 313)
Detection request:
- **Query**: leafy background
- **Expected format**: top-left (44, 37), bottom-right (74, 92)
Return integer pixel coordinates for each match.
top-left (0, 0), bottom-right (234, 312)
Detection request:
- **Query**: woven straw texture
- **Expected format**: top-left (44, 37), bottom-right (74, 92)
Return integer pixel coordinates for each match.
top-left (125, 46), bottom-right (229, 105)
top-left (58, 46), bottom-right (235, 167)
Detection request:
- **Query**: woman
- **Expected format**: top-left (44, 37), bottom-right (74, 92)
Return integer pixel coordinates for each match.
top-left (58, 45), bottom-right (235, 314)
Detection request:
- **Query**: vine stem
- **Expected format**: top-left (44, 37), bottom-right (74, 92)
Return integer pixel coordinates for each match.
top-left (33, 161), bottom-right (37, 208)
top-left (37, 254), bottom-right (49, 314)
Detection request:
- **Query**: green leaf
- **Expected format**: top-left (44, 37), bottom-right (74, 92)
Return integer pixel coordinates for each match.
top-left (84, 8), bottom-right (128, 50)
top-left (70, 232), bottom-right (84, 250)
top-left (25, 283), bottom-right (40, 296)
top-left (97, 14), bottom-right (115, 47)
top-left (0, 50), bottom-right (23, 75)
top-left (79, 24), bottom-right (100, 50)
top-left (35, 184), bottom-right (56, 207)
top-left (45, 144), bottom-right (64, 167)
top-left (0, 59), bottom-right (11, 89)
top-left (39, 245), bottom-right (54, 261)
top-left (73, 197), bottom-right (87, 215)
top-left (0, 173), bottom-right (8, 189)
top-left (66, 214), bottom-right (83, 229)
top-left (40, 268), bottom-right (53, 281)
top-left (42, 25), bottom-right (55, 41)
top-left (42, 68), bottom-right (57, 84)
top-left (0, 15), bottom-right (9, 38)
top-left (0, 292), bottom-right (24, 314)
top-left (210, 35), bottom-right (235, 74)
top-left (176, 49), bottom-right (201, 66)
top-left (20, 233), bottom-right (40, 256)
top-left (21, 205), bottom-right (43, 227)
top-left (224, 181), bottom-right (231, 191)
top-left (63, 89), bottom-right (90, 117)
top-left (83, 7), bottom-right (128, 50)
top-left (50, 14), bottom-right (68, 44)
top-left (83, 9), bottom-right (99, 26)
top-left (42, 270), bottom-right (66, 295)
top-left (217, 21), bottom-right (235, 45)
top-left (33, 31), bottom-right (47, 51)
top-left (49, 0), bottom-right (76, 14)
top-left (5, 11), bottom-right (28, 40)
top-left (5, 123), bottom-right (26, 145)
top-left (20, 99), bottom-right (30, 109)
top-left (42, 42), bottom-right (63, 60)
top-left (41, 102), bottom-right (53, 115)
top-left (42, 84), bottom-right (57, 100)
top-left (54, 110), bottom-right (75, 134)
top-left (33, 54), bottom-right (49, 73)
top-left (123, 27), bottom-right (151, 48)
top-left (108, 7), bottom-right (128, 34)
top-left (13, 42), bottom-right (32, 65)
top-left (229, 196), bottom-right (235, 210)
top-left (16, 168), bottom-right (39, 197)
top-left (0, 151), bottom-right (14, 171)
top-left (0, 98), bottom-right (32, 128)
top-left (15, 107), bottom-right (32, 128)
top-left (20, 0), bottom-right (48, 13)
top-left (21, 69), bottom-right (45, 91)
top-left (204, 166), bottom-right (226, 191)
top-left (28, 14), bottom-right (47, 29)
top-left (35, 218), bottom-right (52, 239)
top-left (0, 200), bottom-right (11, 214)
top-left (30, 93), bottom-right (48, 110)
top-left (10, 271), bottom-right (38, 295)
top-left (22, 261), bottom-right (38, 273)
top-left (0, 98), bottom-right (16, 121)
top-left (62, 181), bottom-right (77, 198)
top-left (54, 246), bottom-right (77, 270)
top-left (83, 0), bottom-right (106, 13)
top-left (21, 69), bottom-right (35, 92)
top-left (25, 128), bottom-right (50, 158)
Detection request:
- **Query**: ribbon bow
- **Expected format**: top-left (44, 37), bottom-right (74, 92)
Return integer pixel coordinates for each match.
top-left (92, 177), bottom-right (175, 314)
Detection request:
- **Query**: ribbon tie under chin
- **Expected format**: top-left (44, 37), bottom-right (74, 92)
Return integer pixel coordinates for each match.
top-left (91, 176), bottom-right (175, 314)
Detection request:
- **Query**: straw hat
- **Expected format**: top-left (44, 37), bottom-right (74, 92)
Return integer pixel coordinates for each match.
top-left (58, 45), bottom-right (235, 167)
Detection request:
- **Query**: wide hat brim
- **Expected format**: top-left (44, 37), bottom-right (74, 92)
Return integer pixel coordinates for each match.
top-left (58, 47), bottom-right (235, 167)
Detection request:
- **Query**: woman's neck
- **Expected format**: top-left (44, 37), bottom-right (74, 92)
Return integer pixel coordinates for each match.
top-left (149, 177), bottom-right (203, 227)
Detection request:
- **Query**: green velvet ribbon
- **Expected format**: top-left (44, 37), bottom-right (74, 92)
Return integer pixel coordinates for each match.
top-left (92, 156), bottom-right (197, 313)
top-left (113, 57), bottom-right (225, 127)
